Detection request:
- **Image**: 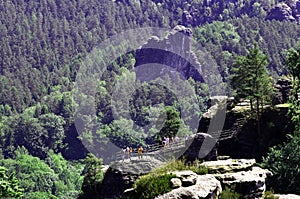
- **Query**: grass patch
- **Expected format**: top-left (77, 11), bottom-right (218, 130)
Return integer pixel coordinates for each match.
top-left (274, 103), bottom-right (291, 108)
top-left (219, 186), bottom-right (241, 199)
top-left (122, 159), bottom-right (208, 199)
top-left (263, 191), bottom-right (279, 199)
top-left (152, 159), bottom-right (208, 175)
top-left (126, 173), bottom-right (176, 199)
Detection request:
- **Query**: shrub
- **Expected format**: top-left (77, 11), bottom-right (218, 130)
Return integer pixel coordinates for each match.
top-left (152, 159), bottom-right (208, 175)
top-left (130, 173), bottom-right (176, 199)
top-left (260, 134), bottom-right (300, 194)
top-left (219, 186), bottom-right (241, 199)
top-left (263, 190), bottom-right (279, 199)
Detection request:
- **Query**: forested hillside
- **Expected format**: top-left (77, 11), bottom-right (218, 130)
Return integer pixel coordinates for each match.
top-left (0, 0), bottom-right (300, 198)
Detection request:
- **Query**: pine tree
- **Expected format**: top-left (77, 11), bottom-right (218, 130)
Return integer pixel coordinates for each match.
top-left (231, 44), bottom-right (274, 155)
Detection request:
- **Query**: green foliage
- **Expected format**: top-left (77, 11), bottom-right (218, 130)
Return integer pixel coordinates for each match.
top-left (219, 186), bottom-right (241, 199)
top-left (25, 192), bottom-right (58, 199)
top-left (0, 166), bottom-right (23, 199)
top-left (158, 106), bottom-right (182, 139)
top-left (263, 190), bottom-right (279, 199)
top-left (0, 148), bottom-right (84, 199)
top-left (260, 134), bottom-right (300, 194)
top-left (285, 46), bottom-right (300, 82)
top-left (79, 154), bottom-right (104, 198)
top-left (130, 173), bottom-right (176, 199)
top-left (231, 44), bottom-right (273, 108)
top-left (153, 159), bottom-right (208, 175)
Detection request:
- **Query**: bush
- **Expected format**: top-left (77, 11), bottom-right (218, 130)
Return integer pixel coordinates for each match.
top-left (153, 159), bottom-right (208, 175)
top-left (130, 173), bottom-right (176, 199)
top-left (263, 191), bottom-right (279, 199)
top-left (260, 134), bottom-right (300, 194)
top-left (219, 186), bottom-right (241, 199)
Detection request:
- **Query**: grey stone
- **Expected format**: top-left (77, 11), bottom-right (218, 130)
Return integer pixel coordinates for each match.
top-left (274, 194), bottom-right (300, 199)
top-left (170, 178), bottom-right (182, 189)
top-left (172, 170), bottom-right (198, 187)
top-left (156, 174), bottom-right (222, 199)
top-left (99, 158), bottom-right (163, 199)
top-left (200, 159), bottom-right (256, 174)
top-left (214, 166), bottom-right (273, 199)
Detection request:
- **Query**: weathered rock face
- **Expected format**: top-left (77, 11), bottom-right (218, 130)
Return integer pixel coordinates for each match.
top-left (214, 167), bottom-right (273, 199)
top-left (182, 11), bottom-right (193, 26)
top-left (181, 133), bottom-right (218, 162)
top-left (134, 25), bottom-right (204, 83)
top-left (201, 159), bottom-right (272, 199)
top-left (201, 159), bottom-right (256, 174)
top-left (99, 158), bottom-right (163, 199)
top-left (155, 173), bottom-right (222, 199)
top-left (267, 2), bottom-right (299, 22)
top-left (274, 194), bottom-right (300, 199)
top-left (274, 78), bottom-right (293, 104)
top-left (155, 159), bottom-right (272, 199)
top-left (99, 158), bottom-right (275, 199)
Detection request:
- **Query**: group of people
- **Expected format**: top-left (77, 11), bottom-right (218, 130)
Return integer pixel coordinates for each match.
top-left (161, 136), bottom-right (180, 147)
top-left (121, 146), bottom-right (144, 160)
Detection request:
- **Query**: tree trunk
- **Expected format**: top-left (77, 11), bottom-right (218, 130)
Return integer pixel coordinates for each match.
top-left (256, 97), bottom-right (262, 159)
top-left (250, 99), bottom-right (253, 111)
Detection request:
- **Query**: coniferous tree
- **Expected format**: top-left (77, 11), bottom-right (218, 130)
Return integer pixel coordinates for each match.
top-left (231, 45), bottom-right (274, 155)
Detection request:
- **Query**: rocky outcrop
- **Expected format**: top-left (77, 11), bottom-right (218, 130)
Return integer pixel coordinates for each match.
top-left (200, 158), bottom-right (256, 174)
top-left (200, 159), bottom-right (272, 198)
top-left (99, 158), bottom-right (275, 199)
top-left (267, 2), bottom-right (300, 22)
top-left (134, 25), bottom-right (204, 82)
top-left (181, 133), bottom-right (218, 162)
top-left (154, 159), bottom-right (272, 199)
top-left (99, 158), bottom-right (163, 199)
top-left (274, 194), bottom-right (300, 199)
top-left (214, 166), bottom-right (272, 199)
top-left (274, 78), bottom-right (293, 104)
top-left (182, 11), bottom-right (193, 26)
top-left (155, 173), bottom-right (222, 199)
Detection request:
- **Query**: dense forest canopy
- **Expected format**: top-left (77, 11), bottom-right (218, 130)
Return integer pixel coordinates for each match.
top-left (0, 0), bottom-right (300, 198)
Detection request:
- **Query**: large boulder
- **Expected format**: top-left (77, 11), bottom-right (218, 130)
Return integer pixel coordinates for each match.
top-left (200, 159), bottom-right (256, 174)
top-left (134, 25), bottom-right (204, 83)
top-left (274, 194), bottom-right (300, 199)
top-left (274, 78), bottom-right (293, 104)
top-left (214, 166), bottom-right (272, 199)
top-left (172, 170), bottom-right (198, 187)
top-left (99, 158), bottom-right (163, 199)
top-left (155, 174), bottom-right (222, 199)
top-left (267, 2), bottom-right (296, 21)
top-left (181, 133), bottom-right (218, 162)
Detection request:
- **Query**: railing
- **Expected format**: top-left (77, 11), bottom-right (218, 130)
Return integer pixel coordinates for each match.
top-left (115, 118), bottom-right (247, 162)
top-left (115, 139), bottom-right (186, 162)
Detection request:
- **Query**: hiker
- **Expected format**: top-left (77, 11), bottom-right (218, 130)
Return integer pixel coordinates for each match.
top-left (175, 136), bottom-right (179, 143)
top-left (138, 146), bottom-right (143, 159)
top-left (165, 137), bottom-right (170, 146)
top-left (129, 147), bottom-right (133, 160)
top-left (170, 136), bottom-right (174, 144)
top-left (126, 146), bottom-right (130, 159)
top-left (122, 148), bottom-right (126, 161)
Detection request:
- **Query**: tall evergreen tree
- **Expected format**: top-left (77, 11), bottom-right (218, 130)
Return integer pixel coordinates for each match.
top-left (231, 44), bottom-right (274, 155)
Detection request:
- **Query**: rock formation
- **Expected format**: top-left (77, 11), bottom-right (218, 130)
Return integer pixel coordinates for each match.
top-left (157, 159), bottom-right (272, 199)
top-left (156, 173), bottom-right (221, 199)
top-left (214, 166), bottom-right (272, 199)
top-left (134, 25), bottom-right (204, 83)
top-left (267, 2), bottom-right (300, 22)
top-left (156, 159), bottom-right (271, 199)
top-left (201, 158), bottom-right (256, 174)
top-left (181, 133), bottom-right (218, 162)
top-left (99, 158), bottom-right (163, 199)
top-left (274, 78), bottom-right (293, 104)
